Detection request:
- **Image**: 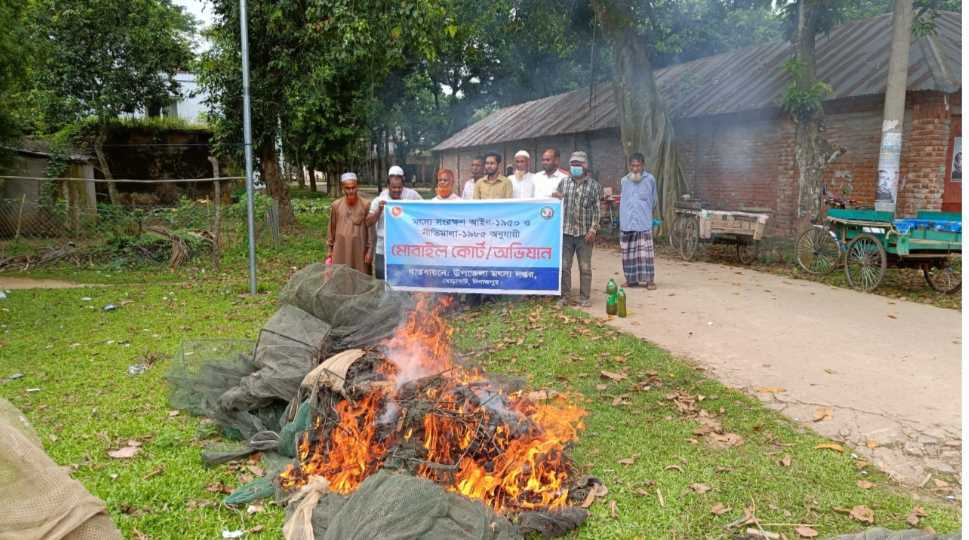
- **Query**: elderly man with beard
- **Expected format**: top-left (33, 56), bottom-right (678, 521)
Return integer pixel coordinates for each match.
top-left (433, 169), bottom-right (462, 200)
top-left (618, 153), bottom-right (657, 289)
top-left (509, 150), bottom-right (536, 199)
top-left (327, 172), bottom-right (372, 274)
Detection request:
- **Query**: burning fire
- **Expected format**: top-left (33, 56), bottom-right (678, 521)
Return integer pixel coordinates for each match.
top-left (280, 296), bottom-right (586, 513)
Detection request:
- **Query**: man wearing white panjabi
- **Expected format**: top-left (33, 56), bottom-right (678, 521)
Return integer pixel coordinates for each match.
top-left (509, 150), bottom-right (536, 199)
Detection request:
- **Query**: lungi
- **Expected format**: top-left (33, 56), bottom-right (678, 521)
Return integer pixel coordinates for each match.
top-left (620, 230), bottom-right (655, 285)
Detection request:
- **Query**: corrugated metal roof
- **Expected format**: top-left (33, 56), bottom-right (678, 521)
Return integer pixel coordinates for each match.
top-left (434, 11), bottom-right (961, 151)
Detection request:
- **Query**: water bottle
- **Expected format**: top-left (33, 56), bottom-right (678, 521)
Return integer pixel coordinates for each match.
top-left (617, 288), bottom-right (627, 318)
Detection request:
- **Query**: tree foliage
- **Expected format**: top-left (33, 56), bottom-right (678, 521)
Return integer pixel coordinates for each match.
top-left (27, 0), bottom-right (194, 126)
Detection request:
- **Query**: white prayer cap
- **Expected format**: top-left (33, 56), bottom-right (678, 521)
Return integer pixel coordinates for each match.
top-left (340, 172), bottom-right (358, 183)
top-left (388, 165), bottom-right (405, 177)
top-left (514, 150), bottom-right (530, 159)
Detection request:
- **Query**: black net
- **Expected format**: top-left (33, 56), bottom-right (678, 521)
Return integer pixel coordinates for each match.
top-left (291, 471), bottom-right (520, 540)
top-left (167, 265), bottom-right (408, 440)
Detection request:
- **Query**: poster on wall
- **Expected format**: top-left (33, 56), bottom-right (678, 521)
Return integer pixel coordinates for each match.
top-left (952, 137), bottom-right (961, 182)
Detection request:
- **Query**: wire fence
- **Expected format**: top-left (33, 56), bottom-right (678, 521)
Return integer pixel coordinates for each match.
top-left (0, 196), bottom-right (282, 271)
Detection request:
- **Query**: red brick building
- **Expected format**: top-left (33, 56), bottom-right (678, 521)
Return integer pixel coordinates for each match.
top-left (432, 13), bottom-right (961, 237)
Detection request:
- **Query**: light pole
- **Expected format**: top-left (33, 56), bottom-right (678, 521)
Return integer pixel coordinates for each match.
top-left (239, 0), bottom-right (257, 294)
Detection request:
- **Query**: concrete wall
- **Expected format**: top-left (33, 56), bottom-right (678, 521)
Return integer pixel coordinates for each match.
top-left (436, 91), bottom-right (960, 238)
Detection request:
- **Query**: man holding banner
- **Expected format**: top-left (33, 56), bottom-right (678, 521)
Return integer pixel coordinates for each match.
top-left (380, 198), bottom-right (563, 295)
top-left (367, 171), bottom-right (422, 279)
top-left (553, 151), bottom-right (602, 307)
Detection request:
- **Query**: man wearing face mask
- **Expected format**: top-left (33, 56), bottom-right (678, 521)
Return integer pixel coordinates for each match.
top-left (618, 153), bottom-right (657, 289)
top-left (552, 151), bottom-right (602, 307)
top-left (433, 169), bottom-right (461, 200)
top-left (473, 152), bottom-right (513, 200)
top-left (509, 150), bottom-right (536, 199)
top-left (533, 148), bottom-right (568, 199)
top-left (461, 156), bottom-right (485, 200)
top-left (328, 172), bottom-right (372, 274)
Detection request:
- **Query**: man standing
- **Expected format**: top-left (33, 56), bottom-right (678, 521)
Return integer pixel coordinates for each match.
top-left (473, 152), bottom-right (513, 200)
top-left (433, 169), bottom-right (461, 200)
top-left (461, 156), bottom-right (485, 200)
top-left (533, 148), bottom-right (568, 199)
top-left (618, 153), bottom-right (657, 289)
top-left (386, 165), bottom-right (422, 200)
top-left (553, 151), bottom-right (602, 307)
top-left (328, 172), bottom-right (372, 274)
top-left (509, 150), bottom-right (536, 199)
top-left (367, 174), bottom-right (417, 279)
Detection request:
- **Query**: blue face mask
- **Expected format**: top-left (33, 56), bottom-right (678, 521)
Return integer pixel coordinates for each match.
top-left (570, 165), bottom-right (584, 177)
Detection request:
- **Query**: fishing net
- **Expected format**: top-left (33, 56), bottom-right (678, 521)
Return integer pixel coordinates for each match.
top-left (283, 471), bottom-right (520, 540)
top-left (0, 398), bottom-right (122, 540)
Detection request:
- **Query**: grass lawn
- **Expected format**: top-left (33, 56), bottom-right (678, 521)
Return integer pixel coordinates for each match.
top-left (0, 201), bottom-right (960, 539)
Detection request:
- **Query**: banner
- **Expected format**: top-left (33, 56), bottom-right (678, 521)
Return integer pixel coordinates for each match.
top-left (383, 200), bottom-right (562, 294)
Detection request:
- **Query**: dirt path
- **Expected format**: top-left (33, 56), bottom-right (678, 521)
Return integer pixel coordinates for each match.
top-left (575, 250), bottom-right (961, 494)
top-left (0, 277), bottom-right (90, 289)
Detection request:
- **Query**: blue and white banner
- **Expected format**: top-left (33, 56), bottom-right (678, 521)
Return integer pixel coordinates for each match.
top-left (383, 200), bottom-right (562, 294)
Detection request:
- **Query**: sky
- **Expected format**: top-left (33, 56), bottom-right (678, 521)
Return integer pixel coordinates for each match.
top-left (172, 0), bottom-right (214, 51)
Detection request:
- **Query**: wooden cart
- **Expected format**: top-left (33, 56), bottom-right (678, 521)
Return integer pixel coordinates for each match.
top-left (670, 200), bottom-right (771, 264)
top-left (795, 209), bottom-right (962, 293)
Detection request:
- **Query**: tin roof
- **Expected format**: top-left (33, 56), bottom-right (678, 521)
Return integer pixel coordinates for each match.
top-left (433, 11), bottom-right (961, 151)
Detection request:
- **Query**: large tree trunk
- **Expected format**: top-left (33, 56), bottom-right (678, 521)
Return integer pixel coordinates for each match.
top-left (592, 0), bottom-right (687, 230)
top-left (94, 126), bottom-right (121, 205)
top-left (791, 0), bottom-right (844, 233)
top-left (259, 142), bottom-right (295, 228)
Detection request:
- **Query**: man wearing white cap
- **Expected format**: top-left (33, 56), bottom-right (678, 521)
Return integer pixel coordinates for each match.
top-left (366, 166), bottom-right (423, 279)
top-left (552, 150), bottom-right (602, 307)
top-left (509, 150), bottom-right (536, 199)
top-left (327, 172), bottom-right (372, 274)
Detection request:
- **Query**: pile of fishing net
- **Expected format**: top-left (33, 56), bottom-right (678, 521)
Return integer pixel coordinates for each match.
top-left (165, 264), bottom-right (590, 539)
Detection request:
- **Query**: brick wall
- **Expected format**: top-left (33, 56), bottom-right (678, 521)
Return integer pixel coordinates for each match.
top-left (435, 91), bottom-right (959, 237)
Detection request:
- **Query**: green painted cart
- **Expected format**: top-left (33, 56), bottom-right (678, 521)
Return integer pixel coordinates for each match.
top-left (795, 209), bottom-right (962, 293)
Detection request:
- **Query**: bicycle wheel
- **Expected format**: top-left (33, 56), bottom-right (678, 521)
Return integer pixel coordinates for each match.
top-left (796, 227), bottom-right (840, 275)
top-left (844, 234), bottom-right (886, 292)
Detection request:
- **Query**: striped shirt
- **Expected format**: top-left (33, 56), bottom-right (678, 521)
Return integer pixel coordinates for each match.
top-left (556, 175), bottom-right (603, 237)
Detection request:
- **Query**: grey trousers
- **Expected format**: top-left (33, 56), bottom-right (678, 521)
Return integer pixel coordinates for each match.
top-left (561, 234), bottom-right (593, 301)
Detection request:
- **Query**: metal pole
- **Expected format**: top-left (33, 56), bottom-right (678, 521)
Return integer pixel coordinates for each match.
top-left (239, 0), bottom-right (257, 294)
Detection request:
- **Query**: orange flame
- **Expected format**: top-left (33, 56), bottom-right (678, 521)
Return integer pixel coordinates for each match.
top-left (280, 295), bottom-right (586, 513)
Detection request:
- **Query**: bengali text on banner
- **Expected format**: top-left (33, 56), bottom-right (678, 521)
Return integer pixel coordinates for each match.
top-left (383, 200), bottom-right (562, 294)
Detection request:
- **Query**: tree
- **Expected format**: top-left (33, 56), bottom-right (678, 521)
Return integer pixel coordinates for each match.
top-left (27, 0), bottom-right (194, 203)
top-left (0, 1), bottom-right (29, 145)
top-left (781, 0), bottom-right (844, 233)
top-left (588, 0), bottom-right (691, 228)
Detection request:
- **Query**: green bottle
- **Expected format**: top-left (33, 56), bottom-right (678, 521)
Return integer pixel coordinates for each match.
top-left (605, 278), bottom-right (618, 315)
top-left (617, 288), bottom-right (627, 318)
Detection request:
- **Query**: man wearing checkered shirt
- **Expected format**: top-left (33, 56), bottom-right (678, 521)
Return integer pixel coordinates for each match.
top-left (552, 151), bottom-right (602, 307)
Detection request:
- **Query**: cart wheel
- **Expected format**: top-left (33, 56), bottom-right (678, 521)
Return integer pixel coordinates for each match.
top-left (796, 227), bottom-right (840, 275)
top-left (679, 216), bottom-right (700, 261)
top-left (736, 240), bottom-right (759, 265)
top-left (669, 215), bottom-right (684, 251)
top-left (844, 234), bottom-right (886, 292)
top-left (923, 255), bottom-right (961, 294)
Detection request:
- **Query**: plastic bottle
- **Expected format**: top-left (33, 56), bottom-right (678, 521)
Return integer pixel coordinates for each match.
top-left (606, 278), bottom-right (618, 296)
top-left (605, 278), bottom-right (619, 315)
top-left (617, 288), bottom-right (627, 317)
